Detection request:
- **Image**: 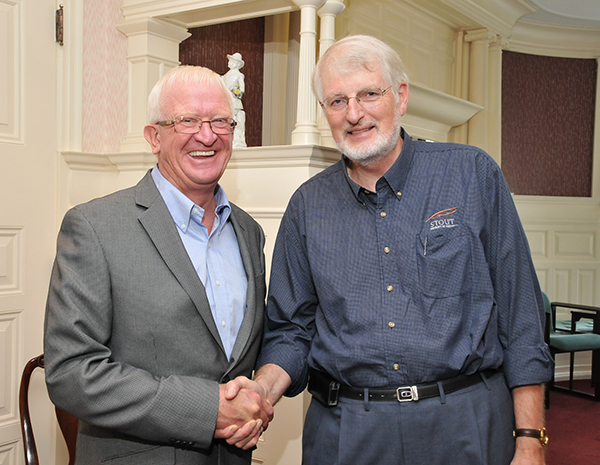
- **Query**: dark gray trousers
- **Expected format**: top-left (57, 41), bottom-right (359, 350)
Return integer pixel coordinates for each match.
top-left (302, 371), bottom-right (515, 465)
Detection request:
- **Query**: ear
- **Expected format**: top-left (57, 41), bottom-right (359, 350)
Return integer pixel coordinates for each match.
top-left (397, 81), bottom-right (409, 116)
top-left (144, 125), bottom-right (161, 155)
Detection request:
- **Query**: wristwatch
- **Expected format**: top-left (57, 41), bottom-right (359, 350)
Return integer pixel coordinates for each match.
top-left (513, 427), bottom-right (549, 446)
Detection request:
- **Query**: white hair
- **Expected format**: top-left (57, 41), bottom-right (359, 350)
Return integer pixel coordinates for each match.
top-left (146, 65), bottom-right (235, 123)
top-left (312, 35), bottom-right (409, 102)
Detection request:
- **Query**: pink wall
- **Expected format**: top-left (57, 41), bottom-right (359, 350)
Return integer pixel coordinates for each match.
top-left (82, 0), bottom-right (128, 154)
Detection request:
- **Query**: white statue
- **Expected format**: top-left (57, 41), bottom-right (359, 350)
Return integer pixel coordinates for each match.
top-left (222, 52), bottom-right (247, 148)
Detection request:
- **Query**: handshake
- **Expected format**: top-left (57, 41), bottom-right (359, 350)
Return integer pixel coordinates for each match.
top-left (214, 364), bottom-right (291, 450)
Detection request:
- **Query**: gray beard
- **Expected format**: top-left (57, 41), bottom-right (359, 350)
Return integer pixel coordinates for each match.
top-left (337, 116), bottom-right (402, 167)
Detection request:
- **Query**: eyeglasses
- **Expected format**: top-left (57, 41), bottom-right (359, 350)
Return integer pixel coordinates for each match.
top-left (321, 86), bottom-right (393, 114)
top-left (156, 116), bottom-right (237, 135)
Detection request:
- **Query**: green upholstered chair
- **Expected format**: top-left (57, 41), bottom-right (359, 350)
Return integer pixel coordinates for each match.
top-left (543, 292), bottom-right (600, 405)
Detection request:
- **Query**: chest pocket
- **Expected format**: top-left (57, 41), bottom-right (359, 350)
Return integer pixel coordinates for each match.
top-left (416, 226), bottom-right (472, 298)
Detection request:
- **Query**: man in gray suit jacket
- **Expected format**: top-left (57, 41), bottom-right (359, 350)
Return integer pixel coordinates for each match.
top-left (44, 65), bottom-right (272, 464)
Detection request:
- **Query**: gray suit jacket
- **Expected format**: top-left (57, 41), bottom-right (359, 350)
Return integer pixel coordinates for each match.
top-left (44, 171), bottom-right (266, 465)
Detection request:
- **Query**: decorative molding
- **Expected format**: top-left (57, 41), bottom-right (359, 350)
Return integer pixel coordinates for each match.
top-left (243, 208), bottom-right (286, 219)
top-left (0, 437), bottom-right (20, 464)
top-left (555, 232), bottom-right (595, 259)
top-left (62, 151), bottom-right (156, 172)
top-left (525, 230), bottom-right (547, 258)
top-left (407, 0), bottom-right (536, 37)
top-left (0, 310), bottom-right (21, 422)
top-left (122, 0), bottom-right (298, 27)
top-left (514, 196), bottom-right (600, 224)
top-left (509, 19), bottom-right (600, 58)
top-left (62, 145), bottom-right (340, 172)
top-left (227, 144), bottom-right (339, 169)
top-left (405, 82), bottom-right (483, 140)
top-left (0, 227), bottom-right (22, 295)
top-left (0, 0), bottom-right (24, 144)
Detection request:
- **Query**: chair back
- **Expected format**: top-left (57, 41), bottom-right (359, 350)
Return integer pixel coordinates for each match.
top-left (19, 355), bottom-right (78, 465)
top-left (542, 291), bottom-right (553, 340)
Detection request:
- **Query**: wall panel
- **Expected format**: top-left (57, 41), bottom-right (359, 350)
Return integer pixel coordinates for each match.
top-left (0, 1), bottom-right (22, 144)
top-left (0, 311), bottom-right (19, 422)
top-left (0, 228), bottom-right (21, 295)
top-left (517, 196), bottom-right (600, 381)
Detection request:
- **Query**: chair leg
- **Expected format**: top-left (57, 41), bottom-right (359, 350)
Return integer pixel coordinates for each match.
top-left (593, 349), bottom-right (600, 401)
top-left (592, 351), bottom-right (597, 389)
top-left (569, 352), bottom-right (575, 390)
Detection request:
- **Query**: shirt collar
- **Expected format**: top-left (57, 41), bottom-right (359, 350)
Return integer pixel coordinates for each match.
top-left (151, 165), bottom-right (232, 235)
top-left (342, 127), bottom-right (415, 202)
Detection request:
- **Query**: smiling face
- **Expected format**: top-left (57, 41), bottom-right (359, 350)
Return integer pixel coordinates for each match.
top-left (144, 79), bottom-right (234, 206)
top-left (321, 64), bottom-right (408, 166)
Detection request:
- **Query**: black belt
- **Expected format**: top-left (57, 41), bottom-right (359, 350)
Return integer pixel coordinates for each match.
top-left (308, 368), bottom-right (498, 407)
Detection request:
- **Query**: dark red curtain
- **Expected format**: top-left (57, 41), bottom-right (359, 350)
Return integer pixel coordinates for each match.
top-left (180, 18), bottom-right (265, 147)
top-left (502, 51), bottom-right (597, 197)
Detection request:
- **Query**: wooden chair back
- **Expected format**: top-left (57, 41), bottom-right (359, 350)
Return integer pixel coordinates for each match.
top-left (19, 354), bottom-right (78, 465)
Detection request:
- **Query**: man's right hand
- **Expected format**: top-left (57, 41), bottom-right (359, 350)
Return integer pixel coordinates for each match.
top-left (215, 365), bottom-right (292, 449)
top-left (214, 377), bottom-right (274, 450)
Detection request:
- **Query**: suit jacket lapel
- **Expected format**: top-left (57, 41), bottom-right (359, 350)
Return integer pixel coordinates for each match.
top-left (134, 172), bottom-right (225, 353)
top-left (228, 209), bottom-right (258, 365)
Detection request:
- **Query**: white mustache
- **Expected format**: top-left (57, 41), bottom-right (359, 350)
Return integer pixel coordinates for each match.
top-left (343, 121), bottom-right (379, 136)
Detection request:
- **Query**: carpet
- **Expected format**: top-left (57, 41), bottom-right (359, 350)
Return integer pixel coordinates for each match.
top-left (545, 380), bottom-right (600, 465)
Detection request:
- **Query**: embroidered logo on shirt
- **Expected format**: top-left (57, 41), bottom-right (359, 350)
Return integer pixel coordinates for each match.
top-left (426, 207), bottom-right (459, 230)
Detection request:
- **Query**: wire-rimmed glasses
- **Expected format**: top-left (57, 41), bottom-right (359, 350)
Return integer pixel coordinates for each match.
top-left (320, 86), bottom-right (393, 115)
top-left (157, 116), bottom-right (237, 135)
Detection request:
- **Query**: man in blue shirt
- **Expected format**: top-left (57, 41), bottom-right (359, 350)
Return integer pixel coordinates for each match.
top-left (44, 66), bottom-right (272, 464)
top-left (226, 35), bottom-right (553, 464)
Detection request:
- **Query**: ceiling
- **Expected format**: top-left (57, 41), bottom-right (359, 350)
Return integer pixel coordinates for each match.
top-left (525, 0), bottom-right (600, 28)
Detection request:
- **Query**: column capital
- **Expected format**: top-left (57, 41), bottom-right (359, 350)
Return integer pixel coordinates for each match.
top-left (292, 0), bottom-right (326, 8)
top-left (464, 28), bottom-right (496, 44)
top-left (318, 0), bottom-right (345, 17)
top-left (490, 34), bottom-right (509, 49)
top-left (116, 17), bottom-right (190, 42)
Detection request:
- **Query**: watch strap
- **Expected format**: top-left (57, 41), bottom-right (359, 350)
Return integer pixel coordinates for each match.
top-left (513, 427), bottom-right (548, 446)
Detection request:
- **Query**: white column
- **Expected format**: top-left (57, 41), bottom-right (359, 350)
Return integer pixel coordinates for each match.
top-left (464, 28), bottom-right (494, 155)
top-left (116, 19), bottom-right (191, 153)
top-left (291, 0), bottom-right (326, 146)
top-left (487, 36), bottom-right (506, 165)
top-left (317, 0), bottom-right (345, 148)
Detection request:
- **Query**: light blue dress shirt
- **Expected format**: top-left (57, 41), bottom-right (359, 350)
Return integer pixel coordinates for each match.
top-left (152, 166), bottom-right (247, 360)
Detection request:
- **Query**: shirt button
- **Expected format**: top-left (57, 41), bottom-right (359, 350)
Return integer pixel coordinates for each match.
top-left (393, 363), bottom-right (400, 370)
top-left (388, 321), bottom-right (395, 328)
top-left (216, 280), bottom-right (220, 286)
top-left (192, 208), bottom-right (199, 214)
top-left (387, 285), bottom-right (394, 292)
top-left (221, 321), bottom-right (226, 327)
top-left (380, 211), bottom-right (387, 218)
top-left (384, 246), bottom-right (390, 253)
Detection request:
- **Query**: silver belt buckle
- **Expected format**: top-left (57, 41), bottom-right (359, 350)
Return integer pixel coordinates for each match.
top-left (396, 385), bottom-right (419, 402)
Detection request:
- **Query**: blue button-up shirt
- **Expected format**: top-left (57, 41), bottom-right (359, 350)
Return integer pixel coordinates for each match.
top-left (152, 166), bottom-right (247, 359)
top-left (257, 130), bottom-right (553, 395)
